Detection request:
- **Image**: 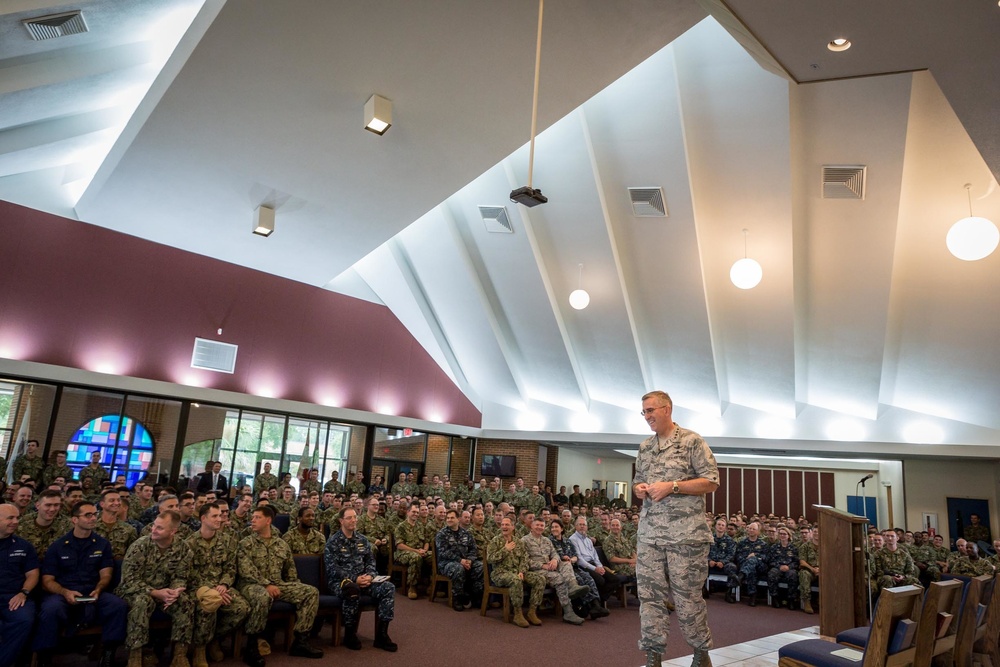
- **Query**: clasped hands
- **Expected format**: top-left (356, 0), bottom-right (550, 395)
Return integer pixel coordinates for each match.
top-left (634, 481), bottom-right (675, 501)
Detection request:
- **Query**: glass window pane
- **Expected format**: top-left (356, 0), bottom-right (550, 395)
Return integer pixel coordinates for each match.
top-left (120, 395), bottom-right (181, 488)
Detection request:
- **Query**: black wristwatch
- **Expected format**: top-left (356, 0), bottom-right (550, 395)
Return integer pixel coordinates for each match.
top-left (20, 589), bottom-right (31, 596)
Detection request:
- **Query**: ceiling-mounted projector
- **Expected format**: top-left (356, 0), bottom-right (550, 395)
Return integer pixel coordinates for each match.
top-left (509, 186), bottom-right (548, 207)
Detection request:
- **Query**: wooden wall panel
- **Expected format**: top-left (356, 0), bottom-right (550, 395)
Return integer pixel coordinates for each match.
top-left (773, 470), bottom-right (788, 517)
top-left (730, 468), bottom-right (743, 514)
top-left (820, 471), bottom-right (835, 508)
top-left (743, 469), bottom-right (757, 515)
top-left (716, 467), bottom-right (728, 517)
top-left (789, 470), bottom-right (804, 519)
top-left (758, 469), bottom-right (773, 515)
top-left (804, 471), bottom-right (819, 522)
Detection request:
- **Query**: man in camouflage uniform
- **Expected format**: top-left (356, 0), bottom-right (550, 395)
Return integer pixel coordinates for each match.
top-left (129, 483), bottom-right (156, 522)
top-left (707, 517), bottom-right (738, 603)
top-left (254, 462), bottom-right (278, 496)
top-left (872, 530), bottom-right (919, 594)
top-left (735, 523), bottom-right (768, 607)
top-left (394, 504), bottom-right (431, 598)
top-left (434, 508), bottom-right (484, 611)
top-left (237, 505), bottom-right (323, 661)
top-left (12, 439), bottom-right (45, 482)
top-left (229, 492), bottom-right (254, 538)
top-left (346, 471), bottom-right (366, 497)
top-left (187, 502), bottom-right (249, 667)
top-left (94, 488), bottom-right (137, 559)
top-left (605, 518), bottom-right (637, 579)
top-left (470, 507), bottom-right (495, 556)
top-left (766, 526), bottom-right (799, 609)
top-left (42, 451), bottom-right (74, 487)
top-left (389, 472), bottom-right (407, 497)
top-left (16, 489), bottom-right (70, 559)
top-left (271, 486), bottom-right (296, 515)
top-left (634, 391), bottom-right (719, 667)
top-left (487, 517), bottom-right (547, 628)
top-left (322, 470), bottom-right (344, 495)
top-left (964, 514), bottom-right (991, 545)
top-left (523, 517), bottom-right (588, 624)
top-left (119, 509), bottom-right (195, 667)
top-left (141, 495), bottom-right (194, 540)
top-left (357, 496), bottom-right (391, 557)
top-left (324, 507), bottom-right (397, 652)
top-left (947, 538), bottom-right (993, 576)
top-left (78, 450), bottom-right (110, 490)
top-left (282, 507), bottom-right (325, 555)
top-left (300, 469), bottom-right (321, 496)
top-left (798, 526), bottom-right (820, 613)
top-left (909, 532), bottom-right (941, 585)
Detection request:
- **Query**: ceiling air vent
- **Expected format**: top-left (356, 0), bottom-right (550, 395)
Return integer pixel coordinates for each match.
top-left (22, 11), bottom-right (89, 40)
top-left (191, 337), bottom-right (238, 374)
top-left (628, 187), bottom-right (667, 217)
top-left (822, 165), bottom-right (866, 200)
top-left (479, 206), bottom-right (513, 234)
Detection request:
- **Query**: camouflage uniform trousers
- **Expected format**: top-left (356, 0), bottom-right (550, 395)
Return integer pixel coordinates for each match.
top-left (572, 567), bottom-right (601, 606)
top-left (798, 569), bottom-right (817, 602)
top-left (874, 574), bottom-right (920, 594)
top-left (532, 561), bottom-right (577, 604)
top-left (192, 589), bottom-right (250, 646)
top-left (490, 570), bottom-right (545, 609)
top-left (737, 556), bottom-right (768, 595)
top-left (439, 560), bottom-right (484, 598)
top-left (767, 566), bottom-right (799, 602)
top-left (239, 582), bottom-right (318, 635)
top-left (394, 550), bottom-right (431, 587)
top-left (333, 580), bottom-right (395, 625)
top-left (124, 592), bottom-right (195, 649)
top-left (709, 563), bottom-right (739, 590)
top-left (637, 540), bottom-right (713, 655)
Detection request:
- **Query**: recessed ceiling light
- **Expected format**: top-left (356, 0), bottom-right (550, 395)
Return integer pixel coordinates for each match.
top-left (827, 38), bottom-right (851, 52)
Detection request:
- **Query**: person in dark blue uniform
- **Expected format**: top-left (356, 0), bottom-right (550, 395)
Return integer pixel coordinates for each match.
top-left (0, 503), bottom-right (39, 667)
top-left (35, 501), bottom-right (127, 667)
top-left (324, 507), bottom-right (396, 652)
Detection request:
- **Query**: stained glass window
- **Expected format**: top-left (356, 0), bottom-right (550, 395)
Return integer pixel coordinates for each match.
top-left (68, 415), bottom-right (154, 487)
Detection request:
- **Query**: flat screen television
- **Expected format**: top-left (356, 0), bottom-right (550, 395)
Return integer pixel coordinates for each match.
top-left (481, 454), bottom-right (516, 478)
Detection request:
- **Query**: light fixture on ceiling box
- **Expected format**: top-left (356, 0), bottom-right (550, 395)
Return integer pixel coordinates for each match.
top-left (364, 94), bottom-right (392, 135)
top-left (510, 0), bottom-right (548, 207)
top-left (827, 38), bottom-right (851, 52)
top-left (730, 228), bottom-right (763, 289)
top-left (568, 263), bottom-right (590, 310)
top-left (946, 183), bottom-right (998, 261)
top-left (252, 205), bottom-right (274, 237)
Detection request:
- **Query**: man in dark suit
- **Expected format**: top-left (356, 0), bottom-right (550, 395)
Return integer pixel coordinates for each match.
top-left (197, 461), bottom-right (229, 496)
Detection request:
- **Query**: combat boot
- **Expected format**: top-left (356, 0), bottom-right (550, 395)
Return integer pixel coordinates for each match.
top-left (525, 606), bottom-right (542, 626)
top-left (256, 639), bottom-right (270, 657)
top-left (128, 649), bottom-right (143, 667)
top-left (205, 640), bottom-right (224, 663)
top-left (589, 601), bottom-right (610, 619)
top-left (288, 632), bottom-right (323, 659)
top-left (242, 636), bottom-right (265, 667)
top-left (169, 643), bottom-right (190, 667)
top-left (569, 583), bottom-right (590, 600)
top-left (192, 646), bottom-right (208, 667)
top-left (142, 648), bottom-right (159, 667)
top-left (692, 647), bottom-right (713, 667)
top-left (342, 623), bottom-right (362, 651)
top-left (562, 607), bottom-right (586, 625)
top-left (646, 650), bottom-right (662, 667)
top-left (802, 598), bottom-right (814, 614)
top-left (373, 619), bottom-right (398, 652)
top-left (99, 642), bottom-right (121, 667)
top-left (725, 587), bottom-right (736, 604)
top-left (407, 585), bottom-right (418, 599)
top-left (512, 608), bottom-right (530, 628)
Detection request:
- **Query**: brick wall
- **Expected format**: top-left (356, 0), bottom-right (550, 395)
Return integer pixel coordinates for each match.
top-left (371, 434), bottom-right (425, 462)
top-left (544, 444), bottom-right (559, 489)
top-left (475, 438), bottom-right (539, 487)
top-left (347, 425), bottom-right (368, 472)
top-left (449, 437), bottom-right (472, 482)
top-left (425, 434), bottom-right (450, 478)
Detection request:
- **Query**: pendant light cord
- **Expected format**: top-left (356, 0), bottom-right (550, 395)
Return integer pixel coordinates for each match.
top-left (742, 228), bottom-right (749, 259)
top-left (966, 183), bottom-right (973, 217)
top-left (527, 0), bottom-right (544, 188)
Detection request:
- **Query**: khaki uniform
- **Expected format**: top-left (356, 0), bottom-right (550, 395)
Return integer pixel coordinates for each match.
top-left (187, 529), bottom-right (249, 645)
top-left (93, 518), bottom-right (138, 559)
top-left (119, 535), bottom-right (195, 649)
top-left (237, 531), bottom-right (318, 634)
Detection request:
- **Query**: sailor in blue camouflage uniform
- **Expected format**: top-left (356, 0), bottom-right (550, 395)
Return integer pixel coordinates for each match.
top-left (434, 508), bottom-right (484, 611)
top-left (0, 503), bottom-right (39, 667)
top-left (707, 517), bottom-right (738, 603)
top-left (324, 507), bottom-right (397, 652)
top-left (765, 526), bottom-right (799, 608)
top-left (735, 522), bottom-right (768, 606)
top-left (633, 391), bottom-right (719, 667)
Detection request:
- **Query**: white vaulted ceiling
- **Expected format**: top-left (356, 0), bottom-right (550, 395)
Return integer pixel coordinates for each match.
top-left (1, 1), bottom-right (999, 459)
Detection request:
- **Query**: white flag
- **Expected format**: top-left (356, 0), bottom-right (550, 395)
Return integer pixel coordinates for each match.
top-left (5, 396), bottom-right (31, 485)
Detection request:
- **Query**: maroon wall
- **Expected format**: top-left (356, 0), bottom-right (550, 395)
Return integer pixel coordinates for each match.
top-left (0, 200), bottom-right (481, 427)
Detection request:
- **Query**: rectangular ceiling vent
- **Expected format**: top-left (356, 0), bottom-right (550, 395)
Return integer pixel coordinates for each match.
top-left (479, 205), bottom-right (513, 234)
top-left (628, 187), bottom-right (668, 217)
top-left (822, 165), bottom-right (867, 200)
top-left (22, 11), bottom-right (89, 40)
top-left (191, 337), bottom-right (238, 374)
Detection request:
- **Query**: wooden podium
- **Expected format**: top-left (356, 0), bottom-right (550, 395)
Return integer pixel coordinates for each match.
top-left (816, 505), bottom-right (869, 636)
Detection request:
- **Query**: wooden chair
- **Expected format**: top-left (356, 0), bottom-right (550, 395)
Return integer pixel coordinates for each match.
top-left (912, 579), bottom-right (963, 667)
top-left (973, 573), bottom-right (1000, 667)
top-left (779, 584), bottom-right (924, 667)
top-left (386, 535), bottom-right (409, 589)
top-left (428, 548), bottom-right (453, 606)
top-left (954, 575), bottom-right (995, 667)
top-left (480, 554), bottom-right (511, 623)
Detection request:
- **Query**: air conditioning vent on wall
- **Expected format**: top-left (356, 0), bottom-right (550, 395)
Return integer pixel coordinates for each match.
top-left (191, 338), bottom-right (238, 374)
top-left (822, 165), bottom-right (866, 200)
top-left (479, 206), bottom-right (513, 234)
top-left (628, 187), bottom-right (668, 217)
top-left (22, 11), bottom-right (88, 40)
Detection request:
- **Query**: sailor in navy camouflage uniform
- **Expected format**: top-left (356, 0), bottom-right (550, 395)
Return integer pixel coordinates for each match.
top-left (324, 507), bottom-right (397, 652)
top-left (765, 526), bottom-right (799, 608)
top-left (708, 517), bottom-right (738, 602)
top-left (434, 508), bottom-right (484, 610)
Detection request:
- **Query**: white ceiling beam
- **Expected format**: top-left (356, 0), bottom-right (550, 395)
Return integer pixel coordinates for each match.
top-left (0, 42), bottom-right (154, 97)
top-left (0, 108), bottom-right (122, 156)
top-left (577, 106), bottom-right (653, 391)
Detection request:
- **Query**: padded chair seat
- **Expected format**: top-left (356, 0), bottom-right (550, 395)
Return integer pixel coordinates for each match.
top-left (779, 639), bottom-right (863, 667)
top-left (836, 626), bottom-right (870, 649)
top-left (318, 595), bottom-right (342, 608)
top-left (271, 600), bottom-right (296, 613)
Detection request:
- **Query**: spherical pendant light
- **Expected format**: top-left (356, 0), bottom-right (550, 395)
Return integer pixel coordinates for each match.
top-left (947, 184), bottom-right (999, 261)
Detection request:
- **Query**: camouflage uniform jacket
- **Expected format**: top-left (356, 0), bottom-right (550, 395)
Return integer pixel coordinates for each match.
top-left (323, 480), bottom-right (345, 495)
top-left (909, 543), bottom-right (937, 566)
top-left (549, 535), bottom-right (578, 562)
top-left (325, 531), bottom-right (376, 588)
top-left (128, 499), bottom-right (155, 522)
top-left (487, 535), bottom-right (529, 574)
top-left (568, 493), bottom-right (585, 508)
top-left (798, 541), bottom-right (820, 568)
top-left (141, 522), bottom-right (192, 541)
top-left (186, 530), bottom-right (239, 589)
top-left (478, 488), bottom-right (503, 506)
top-left (119, 535), bottom-right (192, 597)
top-left (357, 514), bottom-right (391, 546)
top-left (270, 499), bottom-right (295, 515)
top-left (603, 533), bottom-right (637, 577)
top-left (42, 463), bottom-right (74, 486)
top-left (933, 546), bottom-right (951, 565)
top-left (426, 520), bottom-right (446, 546)
top-left (590, 526), bottom-right (609, 546)
top-left (874, 547), bottom-right (917, 578)
top-left (525, 493), bottom-right (545, 515)
top-left (93, 518), bottom-right (138, 560)
top-left (300, 480), bottom-right (321, 495)
top-left (964, 524), bottom-right (990, 544)
top-left (394, 520), bottom-right (427, 550)
top-left (389, 482), bottom-right (407, 496)
top-left (12, 454), bottom-right (44, 482)
top-left (346, 481), bottom-right (366, 496)
top-left (254, 473), bottom-right (278, 494)
top-left (434, 526), bottom-right (479, 566)
top-left (229, 511), bottom-right (253, 535)
top-left (633, 424), bottom-right (719, 546)
top-left (16, 515), bottom-right (71, 558)
top-left (735, 538), bottom-right (767, 566)
top-left (767, 542), bottom-right (799, 570)
top-left (78, 464), bottom-right (109, 489)
top-left (948, 553), bottom-right (991, 577)
top-left (470, 524), bottom-right (495, 557)
top-left (521, 533), bottom-right (558, 571)
top-left (709, 534), bottom-right (736, 563)
top-left (282, 528), bottom-right (327, 555)
top-left (238, 532), bottom-right (300, 586)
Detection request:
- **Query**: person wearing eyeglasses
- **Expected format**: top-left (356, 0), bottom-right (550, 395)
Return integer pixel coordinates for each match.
top-left (633, 391), bottom-right (720, 667)
top-left (34, 501), bottom-right (127, 667)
